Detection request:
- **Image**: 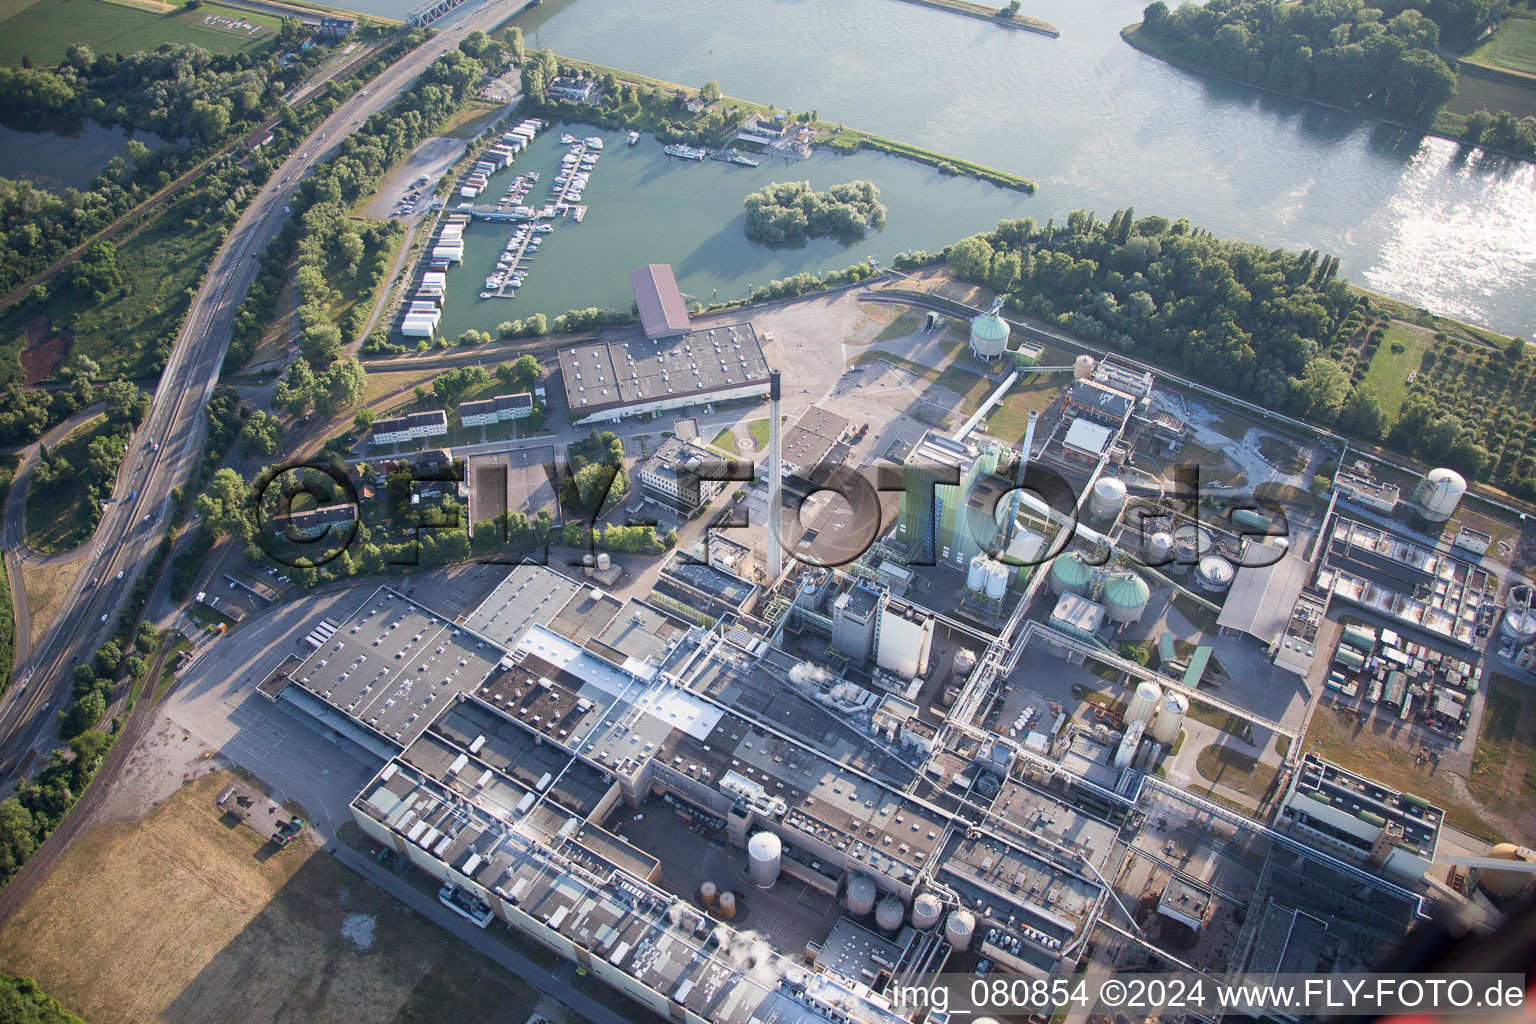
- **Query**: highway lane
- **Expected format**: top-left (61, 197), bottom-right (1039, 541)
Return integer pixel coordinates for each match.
top-left (0, 0), bottom-right (526, 792)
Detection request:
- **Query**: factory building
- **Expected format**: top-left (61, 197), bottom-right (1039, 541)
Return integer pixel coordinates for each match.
top-left (1063, 379), bottom-right (1137, 429)
top-left (371, 410), bottom-right (448, 447)
top-left (1278, 756), bottom-right (1443, 882)
top-left (558, 323), bottom-right (770, 427)
top-left (637, 436), bottom-right (729, 513)
top-left (629, 264), bottom-right (693, 340)
top-left (1334, 468), bottom-right (1401, 515)
top-left (895, 431), bottom-right (1006, 568)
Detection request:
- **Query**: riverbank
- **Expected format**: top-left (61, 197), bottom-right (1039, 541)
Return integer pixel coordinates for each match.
top-left (1121, 23), bottom-right (1536, 165)
top-left (538, 53), bottom-right (1038, 193)
top-left (885, 0), bottom-right (1059, 37)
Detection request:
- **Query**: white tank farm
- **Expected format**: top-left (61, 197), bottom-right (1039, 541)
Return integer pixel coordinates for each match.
top-left (966, 553), bottom-right (989, 593)
top-left (983, 559), bottom-right (1009, 600)
top-left (1412, 467), bottom-right (1466, 522)
top-left (912, 892), bottom-right (944, 930)
top-left (1146, 531), bottom-right (1174, 565)
top-left (1088, 476), bottom-right (1128, 520)
top-left (945, 908), bottom-right (977, 950)
top-left (1127, 680), bottom-right (1163, 726)
top-left (747, 831), bottom-right (782, 888)
top-left (1152, 691), bottom-right (1189, 744)
top-left (875, 896), bottom-right (905, 933)
top-left (846, 874), bottom-right (878, 917)
top-left (1196, 554), bottom-right (1235, 593)
top-left (1074, 354), bottom-right (1097, 380)
top-left (1101, 572), bottom-right (1151, 624)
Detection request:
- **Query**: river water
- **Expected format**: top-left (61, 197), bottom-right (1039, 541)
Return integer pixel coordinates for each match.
top-left (408, 0), bottom-right (1534, 337)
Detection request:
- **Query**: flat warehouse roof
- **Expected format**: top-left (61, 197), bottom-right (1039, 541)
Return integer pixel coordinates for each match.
top-left (629, 263), bottom-right (691, 338)
top-left (1217, 551), bottom-right (1311, 642)
top-left (557, 323), bottom-right (769, 419)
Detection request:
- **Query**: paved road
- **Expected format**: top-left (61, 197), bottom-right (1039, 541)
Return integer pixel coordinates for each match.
top-left (0, 0), bottom-right (536, 795)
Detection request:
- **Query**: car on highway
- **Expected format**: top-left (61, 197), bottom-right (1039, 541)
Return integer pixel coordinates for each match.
top-left (127, 490), bottom-right (137, 501)
top-left (99, 614), bottom-right (107, 623)
top-left (115, 571), bottom-right (124, 580)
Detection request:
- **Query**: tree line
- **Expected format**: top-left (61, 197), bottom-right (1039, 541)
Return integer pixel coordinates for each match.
top-left (1136, 0), bottom-right (1462, 123)
top-left (944, 209), bottom-right (1535, 498)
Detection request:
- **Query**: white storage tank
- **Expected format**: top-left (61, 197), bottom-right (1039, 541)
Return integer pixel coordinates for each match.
top-left (1074, 354), bottom-right (1096, 380)
top-left (966, 553), bottom-right (989, 593)
top-left (1101, 572), bottom-right (1151, 624)
top-left (846, 874), bottom-right (878, 917)
top-left (1196, 554), bottom-right (1235, 593)
top-left (1152, 691), bottom-right (1189, 744)
top-left (875, 896), bottom-right (905, 933)
top-left (596, 552), bottom-right (612, 571)
top-left (699, 881), bottom-right (718, 906)
top-left (945, 908), bottom-right (976, 950)
top-left (912, 892), bottom-right (944, 931)
top-left (983, 559), bottom-right (1009, 600)
top-left (1412, 467), bottom-right (1466, 523)
top-left (717, 891), bottom-right (737, 919)
top-left (1146, 531), bottom-right (1174, 565)
top-left (1088, 477), bottom-right (1128, 521)
top-left (747, 832), bottom-right (782, 888)
top-left (1504, 586), bottom-right (1536, 645)
top-left (1127, 680), bottom-right (1162, 726)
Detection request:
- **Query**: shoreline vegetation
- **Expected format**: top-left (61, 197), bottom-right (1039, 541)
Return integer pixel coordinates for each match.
top-left (885, 0), bottom-right (1060, 36)
top-left (1121, 21), bottom-right (1536, 163)
top-left (540, 54), bottom-right (1039, 193)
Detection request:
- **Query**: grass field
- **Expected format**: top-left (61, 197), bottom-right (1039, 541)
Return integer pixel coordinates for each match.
top-left (23, 414), bottom-right (119, 554)
top-left (1468, 14), bottom-right (1536, 76)
top-left (19, 558), bottom-right (82, 651)
top-left (1194, 743), bottom-right (1278, 799)
top-left (0, 773), bottom-right (560, 1024)
top-left (986, 378), bottom-right (1064, 441)
top-left (1, 212), bottom-right (224, 386)
top-left (1361, 321), bottom-right (1434, 417)
top-left (874, 311), bottom-right (924, 343)
top-left (0, 0), bottom-right (279, 66)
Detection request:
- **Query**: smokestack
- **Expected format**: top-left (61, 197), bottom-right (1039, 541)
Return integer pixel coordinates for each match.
top-left (1003, 410), bottom-right (1039, 546)
top-left (767, 370), bottom-right (783, 579)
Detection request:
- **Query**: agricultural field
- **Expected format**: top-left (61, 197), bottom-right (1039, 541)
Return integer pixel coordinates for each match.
top-left (0, 773), bottom-right (559, 1024)
top-left (1445, 66), bottom-right (1536, 118)
top-left (1467, 14), bottom-right (1536, 76)
top-left (0, 0), bottom-right (280, 66)
top-left (1413, 339), bottom-right (1536, 486)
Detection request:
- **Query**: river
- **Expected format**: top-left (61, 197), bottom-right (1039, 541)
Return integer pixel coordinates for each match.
top-left (393, 0), bottom-right (1535, 337)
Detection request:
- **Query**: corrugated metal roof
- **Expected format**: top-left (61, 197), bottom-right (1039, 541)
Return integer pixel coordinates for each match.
top-left (629, 263), bottom-right (691, 338)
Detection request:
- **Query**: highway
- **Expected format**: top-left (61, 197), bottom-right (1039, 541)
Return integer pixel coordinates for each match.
top-left (0, 0), bottom-right (524, 793)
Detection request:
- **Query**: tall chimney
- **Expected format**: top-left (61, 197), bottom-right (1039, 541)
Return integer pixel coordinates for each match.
top-left (1003, 410), bottom-right (1039, 547)
top-left (767, 370), bottom-right (783, 579)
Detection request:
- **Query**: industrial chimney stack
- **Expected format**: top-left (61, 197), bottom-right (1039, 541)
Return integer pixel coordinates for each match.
top-left (767, 370), bottom-right (783, 579)
top-left (1003, 410), bottom-right (1039, 546)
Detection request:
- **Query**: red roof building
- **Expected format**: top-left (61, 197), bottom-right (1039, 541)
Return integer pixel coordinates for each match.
top-left (628, 264), bottom-right (692, 339)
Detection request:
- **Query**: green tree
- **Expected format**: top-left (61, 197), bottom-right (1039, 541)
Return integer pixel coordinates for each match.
top-left (197, 468), bottom-right (253, 542)
top-left (1289, 358), bottom-right (1350, 424)
top-left (101, 379), bottom-right (148, 428)
top-left (1337, 382), bottom-right (1385, 440)
top-left (699, 78), bottom-right (721, 103)
top-left (238, 410), bottom-right (283, 458)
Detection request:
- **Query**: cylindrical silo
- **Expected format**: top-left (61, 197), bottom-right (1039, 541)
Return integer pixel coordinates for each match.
top-left (969, 310), bottom-right (1009, 360)
top-left (1503, 587), bottom-right (1536, 645)
top-left (912, 892), bottom-right (943, 931)
top-left (596, 552), bottom-right (612, 571)
top-left (699, 881), bottom-right (718, 906)
top-left (966, 554), bottom-right (989, 593)
top-left (1146, 531), bottom-right (1174, 565)
top-left (984, 559), bottom-right (1008, 600)
top-left (1088, 477), bottom-right (1128, 521)
top-left (875, 896), bottom-right (905, 934)
top-left (1101, 572), bottom-right (1151, 624)
top-left (1412, 467), bottom-right (1466, 523)
top-left (1196, 555), bottom-right (1235, 593)
top-left (1127, 680), bottom-right (1162, 726)
top-left (717, 891), bottom-right (737, 919)
top-left (1151, 691), bottom-right (1188, 744)
top-left (1480, 844), bottom-right (1536, 897)
top-left (846, 874), bottom-right (877, 917)
top-left (1049, 552), bottom-right (1093, 596)
top-left (1074, 354), bottom-right (1096, 380)
top-left (1115, 719), bottom-right (1145, 769)
top-left (747, 832), bottom-right (782, 888)
top-left (945, 909), bottom-right (976, 950)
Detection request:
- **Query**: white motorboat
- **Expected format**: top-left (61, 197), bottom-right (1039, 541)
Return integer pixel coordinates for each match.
top-left (560, 134), bottom-right (576, 144)
top-left (585, 137), bottom-right (603, 149)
